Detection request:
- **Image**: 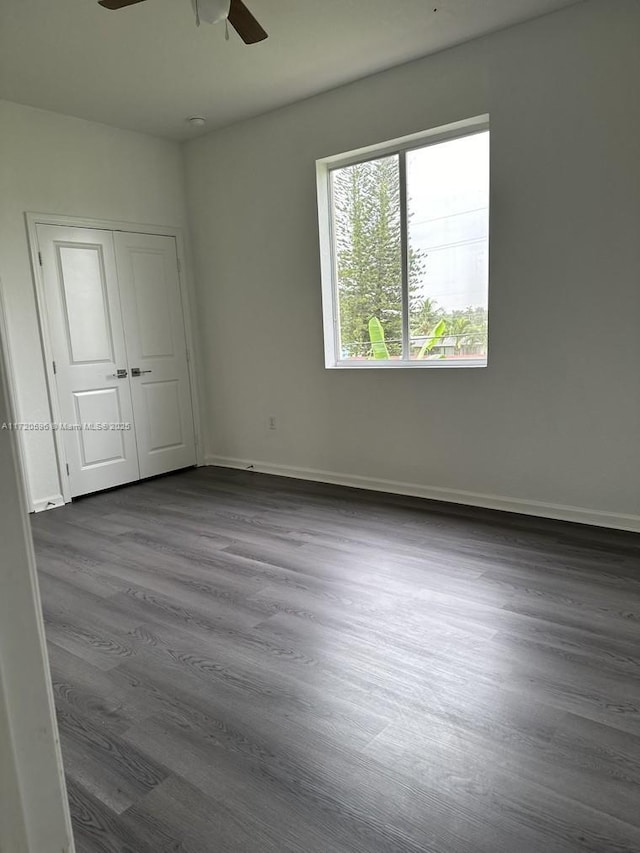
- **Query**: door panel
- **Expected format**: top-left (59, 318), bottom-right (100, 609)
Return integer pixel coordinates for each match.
top-left (72, 388), bottom-right (129, 466)
top-left (58, 245), bottom-right (115, 364)
top-left (37, 225), bottom-right (140, 497)
top-left (130, 250), bottom-right (175, 357)
top-left (142, 380), bottom-right (184, 452)
top-left (115, 232), bottom-right (196, 478)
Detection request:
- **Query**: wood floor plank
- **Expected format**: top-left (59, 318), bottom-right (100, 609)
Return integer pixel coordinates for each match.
top-left (55, 695), bottom-right (168, 814)
top-left (32, 466), bottom-right (640, 853)
top-left (65, 777), bottom-right (181, 853)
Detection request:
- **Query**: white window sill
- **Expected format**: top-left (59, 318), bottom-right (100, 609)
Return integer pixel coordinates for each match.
top-left (327, 359), bottom-right (488, 369)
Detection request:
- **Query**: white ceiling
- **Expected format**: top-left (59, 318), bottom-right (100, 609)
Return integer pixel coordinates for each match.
top-left (0, 0), bottom-right (582, 140)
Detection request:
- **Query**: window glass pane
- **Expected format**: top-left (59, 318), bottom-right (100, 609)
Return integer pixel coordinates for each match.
top-left (331, 155), bottom-right (402, 361)
top-left (407, 132), bottom-right (489, 362)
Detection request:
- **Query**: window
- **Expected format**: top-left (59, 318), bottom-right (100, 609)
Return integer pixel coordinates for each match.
top-left (317, 116), bottom-right (490, 368)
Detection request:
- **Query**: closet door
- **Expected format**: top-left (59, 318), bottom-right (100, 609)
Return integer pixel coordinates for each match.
top-left (114, 232), bottom-right (197, 479)
top-left (37, 225), bottom-right (140, 497)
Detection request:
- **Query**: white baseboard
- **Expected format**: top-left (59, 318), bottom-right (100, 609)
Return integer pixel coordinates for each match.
top-left (32, 494), bottom-right (65, 513)
top-left (204, 455), bottom-right (640, 534)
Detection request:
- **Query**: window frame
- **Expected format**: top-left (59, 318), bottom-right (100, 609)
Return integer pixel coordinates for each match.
top-left (316, 114), bottom-right (490, 369)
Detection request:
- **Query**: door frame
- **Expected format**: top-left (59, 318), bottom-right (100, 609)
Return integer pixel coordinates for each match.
top-left (0, 290), bottom-right (76, 852)
top-left (25, 212), bottom-right (204, 506)
top-left (0, 276), bottom-right (31, 503)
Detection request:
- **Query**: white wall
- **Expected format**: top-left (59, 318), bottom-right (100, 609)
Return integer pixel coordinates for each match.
top-left (0, 100), bottom-right (191, 508)
top-left (184, 0), bottom-right (640, 530)
top-left (0, 297), bottom-right (74, 853)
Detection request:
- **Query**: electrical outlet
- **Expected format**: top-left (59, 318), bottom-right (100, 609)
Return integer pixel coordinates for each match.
top-left (268, 416), bottom-right (277, 430)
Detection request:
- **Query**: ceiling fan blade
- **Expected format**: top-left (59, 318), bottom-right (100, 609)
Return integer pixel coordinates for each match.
top-left (98, 0), bottom-right (147, 10)
top-left (227, 0), bottom-right (268, 44)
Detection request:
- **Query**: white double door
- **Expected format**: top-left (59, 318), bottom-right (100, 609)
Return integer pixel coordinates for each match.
top-left (38, 225), bottom-right (196, 498)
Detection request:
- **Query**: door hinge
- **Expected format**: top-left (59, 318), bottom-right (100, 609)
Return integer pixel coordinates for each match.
top-left (177, 257), bottom-right (182, 275)
top-left (66, 463), bottom-right (70, 476)
top-left (38, 251), bottom-right (43, 267)
top-left (52, 360), bottom-right (57, 375)
top-left (186, 348), bottom-right (191, 363)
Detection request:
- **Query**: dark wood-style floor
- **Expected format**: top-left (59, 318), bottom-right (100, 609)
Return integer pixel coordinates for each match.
top-left (32, 467), bottom-right (640, 853)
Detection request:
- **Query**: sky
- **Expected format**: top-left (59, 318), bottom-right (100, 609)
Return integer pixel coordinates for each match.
top-left (407, 130), bottom-right (489, 312)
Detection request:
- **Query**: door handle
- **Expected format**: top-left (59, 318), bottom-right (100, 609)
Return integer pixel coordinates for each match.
top-left (131, 367), bottom-right (152, 377)
top-left (111, 368), bottom-right (128, 379)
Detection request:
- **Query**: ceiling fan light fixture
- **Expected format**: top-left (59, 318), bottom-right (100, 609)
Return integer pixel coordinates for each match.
top-left (98, 0), bottom-right (267, 45)
top-left (192, 0), bottom-right (231, 26)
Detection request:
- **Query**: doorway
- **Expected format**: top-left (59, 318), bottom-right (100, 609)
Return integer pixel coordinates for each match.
top-left (30, 217), bottom-right (200, 501)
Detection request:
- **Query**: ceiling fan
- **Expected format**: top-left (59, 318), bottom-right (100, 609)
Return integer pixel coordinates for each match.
top-left (98, 0), bottom-right (268, 44)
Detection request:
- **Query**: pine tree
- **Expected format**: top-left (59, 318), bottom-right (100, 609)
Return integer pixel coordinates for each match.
top-left (332, 156), bottom-right (425, 358)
